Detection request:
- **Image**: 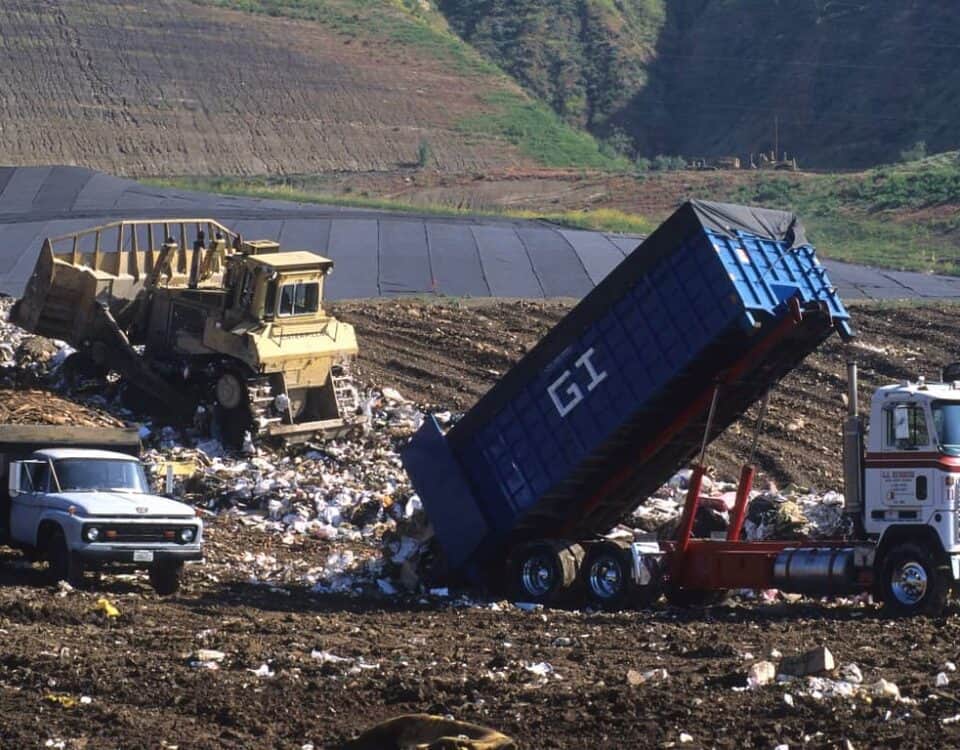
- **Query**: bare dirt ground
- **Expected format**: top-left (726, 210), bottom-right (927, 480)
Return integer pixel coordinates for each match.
top-left (294, 169), bottom-right (792, 216)
top-left (0, 0), bottom-right (530, 176)
top-left (2, 299), bottom-right (960, 749)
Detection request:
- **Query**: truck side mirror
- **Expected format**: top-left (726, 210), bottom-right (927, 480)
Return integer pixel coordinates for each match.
top-left (893, 404), bottom-right (911, 442)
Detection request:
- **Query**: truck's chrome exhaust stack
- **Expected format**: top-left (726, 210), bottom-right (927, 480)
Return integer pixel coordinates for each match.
top-left (842, 361), bottom-right (864, 521)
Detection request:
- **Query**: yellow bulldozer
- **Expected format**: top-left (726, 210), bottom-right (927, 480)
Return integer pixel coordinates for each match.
top-left (11, 219), bottom-right (359, 445)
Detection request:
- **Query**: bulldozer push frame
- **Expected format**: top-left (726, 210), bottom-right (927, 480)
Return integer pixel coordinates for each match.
top-left (12, 219), bottom-right (359, 445)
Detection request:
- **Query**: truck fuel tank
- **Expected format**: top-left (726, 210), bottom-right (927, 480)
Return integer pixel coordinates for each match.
top-left (773, 547), bottom-right (862, 595)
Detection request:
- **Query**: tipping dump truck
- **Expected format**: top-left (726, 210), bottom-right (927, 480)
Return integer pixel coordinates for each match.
top-left (404, 200), bottom-right (960, 615)
top-left (11, 219), bottom-right (358, 445)
top-left (0, 425), bottom-right (202, 594)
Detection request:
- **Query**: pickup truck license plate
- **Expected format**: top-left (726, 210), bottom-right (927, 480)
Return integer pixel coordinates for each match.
top-left (133, 550), bottom-right (154, 562)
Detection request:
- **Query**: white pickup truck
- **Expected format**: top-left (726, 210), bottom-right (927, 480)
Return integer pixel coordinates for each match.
top-left (0, 426), bottom-right (202, 595)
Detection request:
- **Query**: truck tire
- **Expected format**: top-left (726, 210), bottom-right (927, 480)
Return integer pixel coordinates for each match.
top-left (508, 540), bottom-right (582, 606)
top-left (583, 541), bottom-right (635, 610)
top-left (45, 526), bottom-right (84, 587)
top-left (881, 543), bottom-right (950, 616)
top-left (149, 562), bottom-right (183, 596)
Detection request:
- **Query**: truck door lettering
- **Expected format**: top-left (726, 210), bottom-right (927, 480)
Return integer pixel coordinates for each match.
top-left (548, 348), bottom-right (608, 418)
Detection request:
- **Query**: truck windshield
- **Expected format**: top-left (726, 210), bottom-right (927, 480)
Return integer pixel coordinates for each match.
top-left (53, 459), bottom-right (149, 493)
top-left (932, 400), bottom-right (960, 456)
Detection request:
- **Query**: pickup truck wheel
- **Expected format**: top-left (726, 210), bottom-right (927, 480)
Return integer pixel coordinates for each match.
top-left (149, 562), bottom-right (183, 596)
top-left (881, 543), bottom-right (950, 616)
top-left (508, 541), bottom-right (582, 606)
top-left (46, 527), bottom-right (84, 587)
top-left (583, 542), bottom-right (634, 610)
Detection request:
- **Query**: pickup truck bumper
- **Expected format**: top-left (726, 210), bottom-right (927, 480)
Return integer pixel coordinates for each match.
top-left (75, 547), bottom-right (203, 566)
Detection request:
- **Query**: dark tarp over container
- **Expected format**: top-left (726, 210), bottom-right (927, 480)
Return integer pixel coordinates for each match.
top-left (403, 201), bottom-right (853, 575)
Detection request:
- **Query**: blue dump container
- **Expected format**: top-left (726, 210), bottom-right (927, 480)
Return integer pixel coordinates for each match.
top-left (403, 200), bottom-right (853, 577)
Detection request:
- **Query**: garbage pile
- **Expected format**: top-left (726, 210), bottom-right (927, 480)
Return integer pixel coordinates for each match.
top-left (0, 296), bottom-right (74, 384)
top-left (626, 469), bottom-right (848, 541)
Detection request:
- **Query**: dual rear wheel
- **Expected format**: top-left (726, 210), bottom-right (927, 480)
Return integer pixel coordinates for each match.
top-left (508, 539), bottom-right (663, 610)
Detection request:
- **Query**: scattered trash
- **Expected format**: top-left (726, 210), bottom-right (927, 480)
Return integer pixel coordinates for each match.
top-left (525, 662), bottom-right (554, 678)
top-left (839, 663), bottom-right (863, 684)
top-left (936, 672), bottom-right (950, 687)
top-left (44, 694), bottom-right (79, 709)
top-left (95, 598), bottom-right (120, 618)
top-left (778, 646), bottom-right (835, 677)
top-left (868, 678), bottom-right (901, 701)
top-left (248, 663), bottom-right (275, 678)
top-left (747, 661), bottom-right (777, 688)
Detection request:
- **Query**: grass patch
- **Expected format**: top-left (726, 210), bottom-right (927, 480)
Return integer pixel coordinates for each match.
top-left (150, 177), bottom-right (652, 234)
top-left (458, 92), bottom-right (630, 170)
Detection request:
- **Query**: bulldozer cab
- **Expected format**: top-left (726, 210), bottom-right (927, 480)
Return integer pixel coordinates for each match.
top-left (223, 251), bottom-right (335, 329)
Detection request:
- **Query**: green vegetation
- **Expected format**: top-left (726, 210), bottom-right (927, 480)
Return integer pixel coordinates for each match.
top-left (439, 0), bottom-right (665, 137)
top-left (458, 92), bottom-right (630, 169)
top-left (723, 153), bottom-right (960, 274)
top-left (150, 176), bottom-right (655, 234)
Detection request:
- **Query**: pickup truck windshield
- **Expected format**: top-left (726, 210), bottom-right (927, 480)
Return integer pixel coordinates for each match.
top-left (54, 459), bottom-right (149, 493)
top-left (932, 400), bottom-right (960, 457)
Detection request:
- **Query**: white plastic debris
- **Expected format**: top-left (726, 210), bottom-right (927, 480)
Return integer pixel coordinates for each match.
top-left (525, 662), bottom-right (554, 677)
top-left (747, 661), bottom-right (776, 688)
top-left (936, 672), bottom-right (950, 687)
top-left (249, 663), bottom-right (275, 678)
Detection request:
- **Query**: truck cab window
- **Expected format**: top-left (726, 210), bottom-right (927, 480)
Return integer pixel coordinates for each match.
top-left (278, 281), bottom-right (319, 316)
top-left (932, 400), bottom-right (960, 456)
top-left (885, 403), bottom-right (929, 450)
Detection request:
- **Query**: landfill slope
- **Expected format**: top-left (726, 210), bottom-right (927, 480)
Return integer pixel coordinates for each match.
top-left (1, 299), bottom-right (960, 748)
top-left (0, 0), bottom-right (534, 176)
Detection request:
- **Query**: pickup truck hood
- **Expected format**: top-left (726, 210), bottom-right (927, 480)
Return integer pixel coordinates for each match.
top-left (46, 492), bottom-right (196, 518)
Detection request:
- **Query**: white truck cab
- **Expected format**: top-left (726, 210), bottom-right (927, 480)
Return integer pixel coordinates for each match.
top-left (863, 380), bottom-right (960, 559)
top-left (1, 427), bottom-right (202, 595)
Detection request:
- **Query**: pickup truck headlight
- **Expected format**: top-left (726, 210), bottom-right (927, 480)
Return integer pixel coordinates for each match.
top-left (178, 527), bottom-right (197, 543)
top-left (83, 526), bottom-right (101, 542)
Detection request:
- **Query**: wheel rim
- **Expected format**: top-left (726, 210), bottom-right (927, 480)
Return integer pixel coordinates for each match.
top-left (891, 560), bottom-right (928, 605)
top-left (521, 554), bottom-right (556, 598)
top-left (588, 556), bottom-right (623, 600)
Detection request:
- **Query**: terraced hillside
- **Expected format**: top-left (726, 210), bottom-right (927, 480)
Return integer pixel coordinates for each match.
top-left (0, 0), bottom-right (615, 176)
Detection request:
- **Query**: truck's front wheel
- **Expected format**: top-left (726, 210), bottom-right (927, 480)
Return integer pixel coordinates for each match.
top-left (881, 543), bottom-right (949, 616)
top-left (149, 562), bottom-right (183, 596)
top-left (45, 526), bottom-right (84, 587)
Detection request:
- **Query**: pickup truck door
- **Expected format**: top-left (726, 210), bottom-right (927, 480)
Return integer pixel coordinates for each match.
top-left (10, 461), bottom-right (51, 546)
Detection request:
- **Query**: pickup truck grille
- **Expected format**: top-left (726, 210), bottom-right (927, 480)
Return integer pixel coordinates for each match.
top-left (82, 523), bottom-right (197, 544)
top-left (108, 525), bottom-right (173, 543)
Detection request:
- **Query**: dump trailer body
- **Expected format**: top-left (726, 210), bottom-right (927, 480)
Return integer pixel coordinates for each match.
top-left (403, 200), bottom-right (852, 575)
